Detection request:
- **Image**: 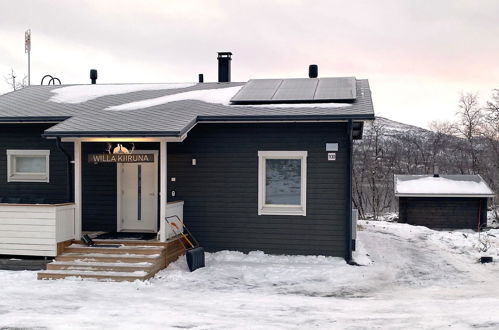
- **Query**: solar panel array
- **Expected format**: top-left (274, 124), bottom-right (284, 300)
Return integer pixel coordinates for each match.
top-left (231, 77), bottom-right (356, 103)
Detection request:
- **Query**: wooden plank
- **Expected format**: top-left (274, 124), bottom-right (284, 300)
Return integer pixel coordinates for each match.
top-left (0, 248), bottom-right (56, 257)
top-left (0, 206), bottom-right (56, 213)
top-left (55, 255), bottom-right (162, 263)
top-left (0, 218), bottom-right (56, 225)
top-left (0, 224), bottom-right (55, 232)
top-left (38, 272), bottom-right (147, 282)
top-left (56, 240), bottom-right (73, 256)
top-left (0, 243), bottom-right (54, 250)
top-left (0, 237), bottom-right (55, 245)
top-left (0, 231), bottom-right (55, 239)
top-left (0, 211), bottom-right (55, 219)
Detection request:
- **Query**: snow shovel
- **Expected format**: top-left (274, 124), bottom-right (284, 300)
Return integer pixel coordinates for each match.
top-left (165, 216), bottom-right (205, 272)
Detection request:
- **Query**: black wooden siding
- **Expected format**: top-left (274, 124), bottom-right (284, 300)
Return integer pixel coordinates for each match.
top-left (1, 123), bottom-right (350, 256)
top-left (168, 123), bottom-right (349, 257)
top-left (398, 197), bottom-right (488, 229)
top-left (0, 124), bottom-right (73, 204)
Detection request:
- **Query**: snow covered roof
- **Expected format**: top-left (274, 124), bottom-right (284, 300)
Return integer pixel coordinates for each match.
top-left (394, 175), bottom-right (495, 198)
top-left (0, 79), bottom-right (374, 138)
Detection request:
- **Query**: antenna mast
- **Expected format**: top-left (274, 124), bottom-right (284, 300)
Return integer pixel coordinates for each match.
top-left (25, 29), bottom-right (31, 86)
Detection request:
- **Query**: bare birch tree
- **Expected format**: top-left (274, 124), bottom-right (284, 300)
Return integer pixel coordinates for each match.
top-left (4, 68), bottom-right (28, 91)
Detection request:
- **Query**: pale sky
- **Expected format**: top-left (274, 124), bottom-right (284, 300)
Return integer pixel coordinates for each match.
top-left (1, 0), bottom-right (498, 128)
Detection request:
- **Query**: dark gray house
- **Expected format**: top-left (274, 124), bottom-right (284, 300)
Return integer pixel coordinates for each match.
top-left (0, 54), bottom-right (374, 265)
top-left (395, 174), bottom-right (495, 229)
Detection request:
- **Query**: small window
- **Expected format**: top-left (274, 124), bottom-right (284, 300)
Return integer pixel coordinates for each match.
top-left (258, 151), bottom-right (307, 216)
top-left (7, 150), bottom-right (50, 183)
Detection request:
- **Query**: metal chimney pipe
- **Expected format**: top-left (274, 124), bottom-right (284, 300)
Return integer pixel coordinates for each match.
top-left (217, 52), bottom-right (232, 83)
top-left (90, 69), bottom-right (98, 84)
top-left (198, 74), bottom-right (204, 83)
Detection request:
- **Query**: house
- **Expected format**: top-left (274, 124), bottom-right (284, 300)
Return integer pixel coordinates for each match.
top-left (0, 53), bottom-right (374, 277)
top-left (394, 174), bottom-right (495, 229)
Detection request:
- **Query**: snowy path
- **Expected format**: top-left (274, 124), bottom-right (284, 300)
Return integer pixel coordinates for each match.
top-left (1, 221), bottom-right (498, 329)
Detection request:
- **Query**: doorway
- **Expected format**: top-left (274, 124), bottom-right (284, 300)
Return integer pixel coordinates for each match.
top-left (117, 151), bottom-right (158, 232)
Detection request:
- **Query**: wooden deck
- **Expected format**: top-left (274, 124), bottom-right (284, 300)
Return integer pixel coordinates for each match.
top-left (38, 236), bottom-right (185, 281)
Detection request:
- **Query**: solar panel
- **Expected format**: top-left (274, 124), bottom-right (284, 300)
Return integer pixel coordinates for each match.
top-left (231, 79), bottom-right (282, 102)
top-left (314, 77), bottom-right (356, 101)
top-left (272, 78), bottom-right (318, 101)
top-left (230, 77), bottom-right (357, 103)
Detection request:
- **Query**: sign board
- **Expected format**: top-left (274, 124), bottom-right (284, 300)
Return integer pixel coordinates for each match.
top-left (326, 143), bottom-right (338, 151)
top-left (327, 152), bottom-right (336, 161)
top-left (88, 153), bottom-right (154, 163)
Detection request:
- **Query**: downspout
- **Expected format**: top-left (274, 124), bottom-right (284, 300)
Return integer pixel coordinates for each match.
top-left (345, 120), bottom-right (353, 263)
top-left (55, 137), bottom-right (73, 202)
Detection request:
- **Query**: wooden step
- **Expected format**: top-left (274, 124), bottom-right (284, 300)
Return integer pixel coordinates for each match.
top-left (38, 237), bottom-right (186, 282)
top-left (38, 269), bottom-right (153, 282)
top-left (46, 261), bottom-right (155, 273)
top-left (65, 244), bottom-right (165, 255)
top-left (55, 252), bottom-right (162, 264)
top-left (73, 239), bottom-right (178, 246)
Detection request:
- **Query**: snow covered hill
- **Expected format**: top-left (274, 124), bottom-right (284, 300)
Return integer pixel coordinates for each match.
top-left (363, 116), bottom-right (431, 137)
top-left (1, 221), bottom-right (498, 329)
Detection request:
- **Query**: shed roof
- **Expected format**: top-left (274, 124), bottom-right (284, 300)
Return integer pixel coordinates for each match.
top-left (394, 175), bottom-right (495, 198)
top-left (0, 79), bottom-right (374, 138)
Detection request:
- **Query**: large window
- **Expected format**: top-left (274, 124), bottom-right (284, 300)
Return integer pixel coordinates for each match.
top-left (7, 150), bottom-right (50, 183)
top-left (258, 151), bottom-right (307, 216)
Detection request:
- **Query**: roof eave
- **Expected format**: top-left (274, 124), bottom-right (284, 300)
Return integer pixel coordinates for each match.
top-left (42, 131), bottom-right (182, 138)
top-left (0, 116), bottom-right (70, 123)
top-left (395, 193), bottom-right (495, 198)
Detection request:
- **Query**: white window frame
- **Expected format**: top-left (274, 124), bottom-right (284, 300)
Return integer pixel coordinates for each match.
top-left (258, 151), bottom-right (307, 216)
top-left (7, 150), bottom-right (50, 183)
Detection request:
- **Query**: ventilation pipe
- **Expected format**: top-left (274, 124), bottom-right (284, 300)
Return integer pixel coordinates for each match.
top-left (217, 52), bottom-right (232, 82)
top-left (309, 64), bottom-right (318, 78)
top-left (198, 74), bottom-right (204, 83)
top-left (90, 69), bottom-right (98, 84)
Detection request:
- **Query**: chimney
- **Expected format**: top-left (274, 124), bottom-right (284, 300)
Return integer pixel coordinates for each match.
top-left (309, 64), bottom-right (318, 78)
top-left (198, 73), bottom-right (204, 83)
top-left (433, 165), bottom-right (439, 177)
top-left (90, 69), bottom-right (98, 84)
top-left (217, 52), bottom-right (232, 82)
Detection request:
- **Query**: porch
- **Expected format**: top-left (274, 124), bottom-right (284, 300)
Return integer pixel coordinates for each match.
top-left (71, 138), bottom-right (183, 244)
top-left (37, 235), bottom-right (186, 281)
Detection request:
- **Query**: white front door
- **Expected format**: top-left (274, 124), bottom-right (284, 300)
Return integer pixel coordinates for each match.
top-left (118, 151), bottom-right (158, 232)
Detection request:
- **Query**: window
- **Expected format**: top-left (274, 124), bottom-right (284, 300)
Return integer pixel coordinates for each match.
top-left (258, 151), bottom-right (307, 216)
top-left (7, 150), bottom-right (50, 183)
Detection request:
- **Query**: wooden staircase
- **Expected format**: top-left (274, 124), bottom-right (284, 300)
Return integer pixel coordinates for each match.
top-left (38, 238), bottom-right (185, 282)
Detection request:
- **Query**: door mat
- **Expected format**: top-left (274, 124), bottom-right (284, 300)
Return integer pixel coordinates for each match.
top-left (94, 232), bottom-right (157, 240)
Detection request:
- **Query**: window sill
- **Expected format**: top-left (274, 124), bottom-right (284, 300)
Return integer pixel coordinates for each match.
top-left (8, 176), bottom-right (49, 183)
top-left (258, 206), bottom-right (306, 216)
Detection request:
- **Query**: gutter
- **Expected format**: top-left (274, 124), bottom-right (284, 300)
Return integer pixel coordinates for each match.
top-left (345, 119), bottom-right (354, 263)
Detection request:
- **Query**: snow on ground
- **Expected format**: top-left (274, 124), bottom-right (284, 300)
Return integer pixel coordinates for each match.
top-left (106, 85), bottom-right (352, 111)
top-left (1, 221), bottom-right (499, 329)
top-left (49, 83), bottom-right (196, 103)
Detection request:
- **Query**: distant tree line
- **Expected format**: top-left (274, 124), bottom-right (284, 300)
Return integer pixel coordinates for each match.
top-left (353, 90), bottom-right (499, 221)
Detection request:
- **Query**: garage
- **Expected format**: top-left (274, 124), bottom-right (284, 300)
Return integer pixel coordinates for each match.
top-left (394, 174), bottom-right (495, 230)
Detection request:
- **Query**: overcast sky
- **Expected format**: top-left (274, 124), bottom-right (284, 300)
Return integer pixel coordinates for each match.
top-left (1, 0), bottom-right (498, 128)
